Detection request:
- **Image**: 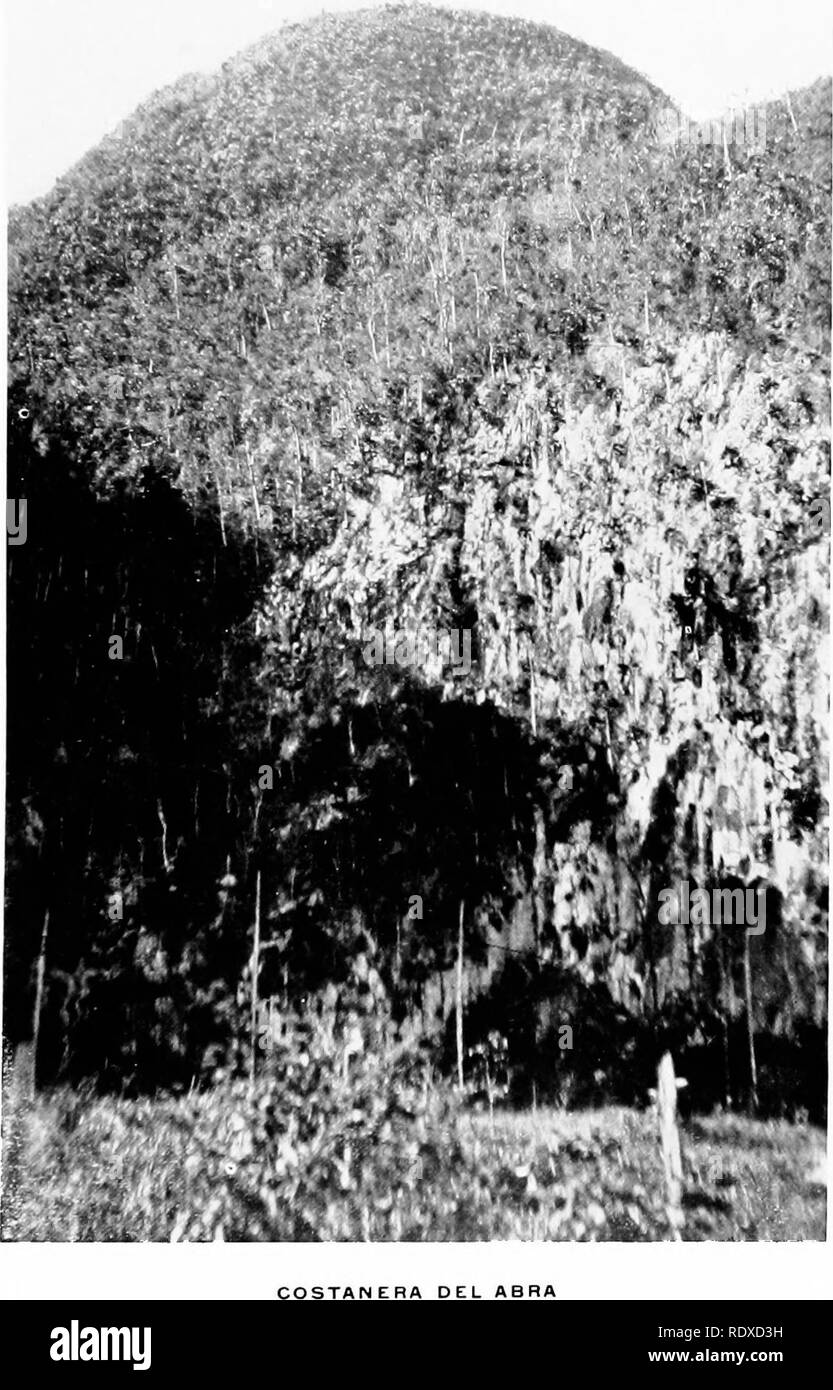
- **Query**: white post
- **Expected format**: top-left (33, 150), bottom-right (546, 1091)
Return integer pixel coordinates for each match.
top-left (657, 1051), bottom-right (684, 1239)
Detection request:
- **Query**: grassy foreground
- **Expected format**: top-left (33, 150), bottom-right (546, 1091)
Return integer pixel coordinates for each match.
top-left (1, 1068), bottom-right (825, 1242)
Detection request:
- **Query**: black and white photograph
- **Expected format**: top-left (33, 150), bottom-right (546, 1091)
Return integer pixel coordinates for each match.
top-left (1, 0), bottom-right (830, 1272)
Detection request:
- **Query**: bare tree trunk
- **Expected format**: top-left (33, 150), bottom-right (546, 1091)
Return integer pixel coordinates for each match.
top-left (784, 89), bottom-right (799, 134)
top-left (722, 124), bottom-right (733, 181)
top-left (216, 473), bottom-right (227, 548)
top-left (31, 909), bottom-right (50, 1095)
top-left (743, 932), bottom-right (758, 1113)
top-left (643, 890), bottom-right (659, 1021)
top-left (718, 925), bottom-right (732, 1109)
top-left (250, 871), bottom-right (261, 1087)
top-left (455, 899), bottom-right (465, 1089)
top-left (532, 806), bottom-right (546, 954)
top-left (169, 256), bottom-right (180, 321)
top-left (244, 441), bottom-right (261, 527)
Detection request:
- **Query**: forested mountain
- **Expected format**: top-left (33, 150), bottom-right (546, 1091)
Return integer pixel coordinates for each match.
top-left (5, 4), bottom-right (830, 1115)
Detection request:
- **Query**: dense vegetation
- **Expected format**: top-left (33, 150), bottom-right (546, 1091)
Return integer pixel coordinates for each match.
top-left (2, 1012), bottom-right (825, 1241)
top-left (4, 0), bottom-right (829, 1174)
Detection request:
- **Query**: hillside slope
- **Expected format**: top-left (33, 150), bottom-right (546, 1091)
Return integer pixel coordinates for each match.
top-left (5, 6), bottom-right (830, 1112)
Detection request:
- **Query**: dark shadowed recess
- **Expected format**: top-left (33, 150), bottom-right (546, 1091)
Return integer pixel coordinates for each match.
top-left (4, 407), bottom-right (266, 1089)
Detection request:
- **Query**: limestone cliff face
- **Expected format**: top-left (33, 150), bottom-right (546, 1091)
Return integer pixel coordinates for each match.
top-left (260, 329), bottom-right (828, 1026)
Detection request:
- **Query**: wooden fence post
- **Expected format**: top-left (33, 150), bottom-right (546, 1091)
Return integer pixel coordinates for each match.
top-left (657, 1050), bottom-right (684, 1239)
